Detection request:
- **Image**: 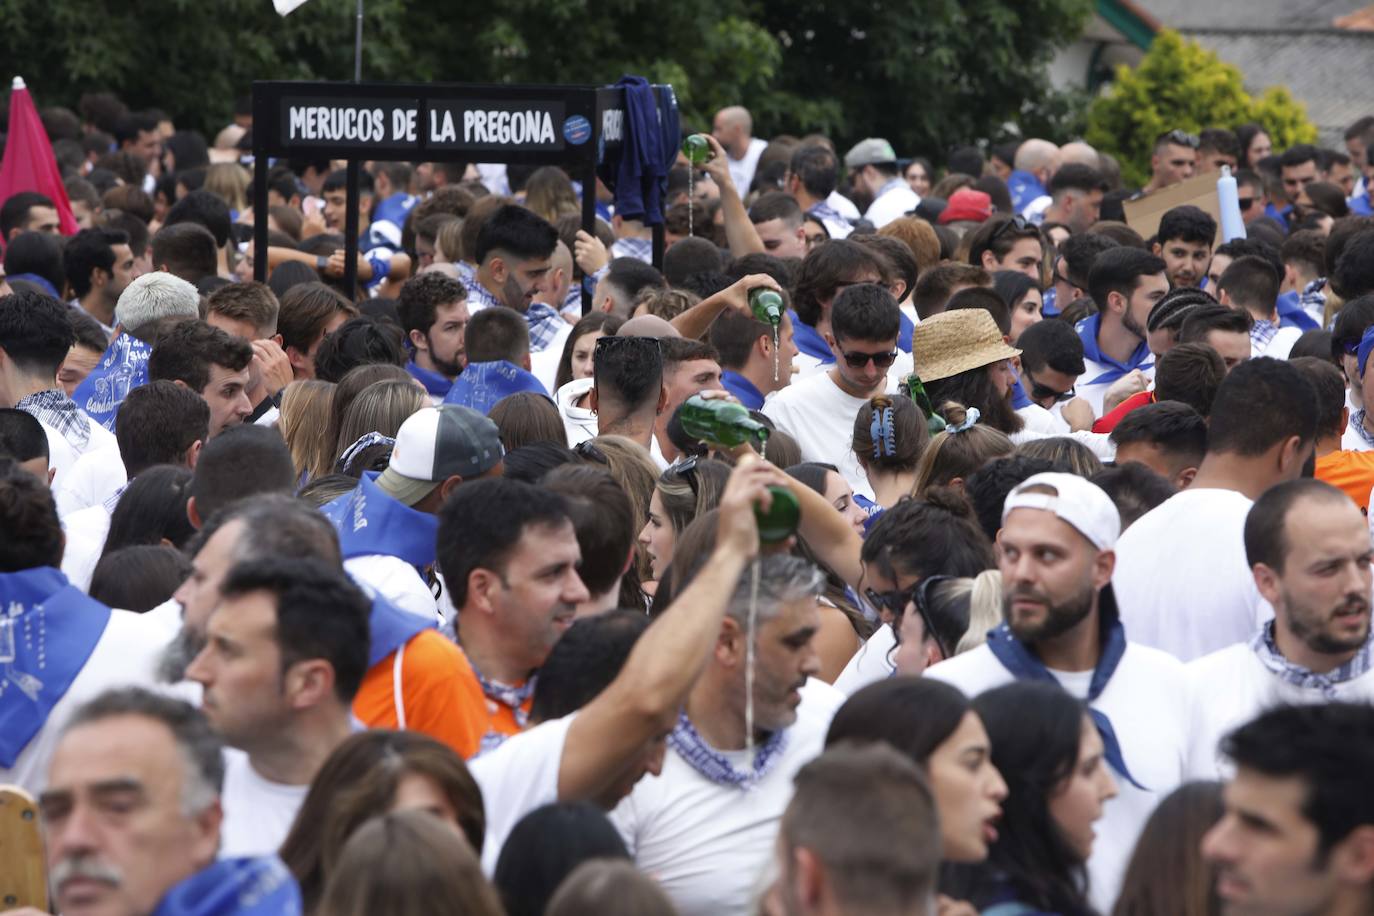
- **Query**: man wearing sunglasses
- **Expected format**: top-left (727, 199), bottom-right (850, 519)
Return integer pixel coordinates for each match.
top-left (1143, 129), bottom-right (1198, 194)
top-left (764, 283), bottom-right (901, 500)
top-left (1016, 318), bottom-right (1087, 419)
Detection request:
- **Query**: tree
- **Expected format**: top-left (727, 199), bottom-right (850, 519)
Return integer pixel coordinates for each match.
top-left (1085, 29), bottom-right (1318, 188)
top-left (0, 0), bottom-right (1094, 164)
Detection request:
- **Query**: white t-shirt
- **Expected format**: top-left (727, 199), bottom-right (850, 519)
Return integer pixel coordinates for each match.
top-left (2, 609), bottom-right (164, 794)
top-left (40, 421), bottom-right (77, 491)
top-left (470, 713), bottom-right (577, 874)
top-left (218, 749), bottom-right (310, 859)
top-left (1258, 326), bottom-right (1303, 360)
top-left (1342, 419), bottom-right (1374, 452)
top-left (863, 184), bottom-right (920, 229)
top-left (1077, 362), bottom-right (1155, 417)
top-left (728, 138), bottom-right (769, 196)
top-left (925, 638), bottom-right (1190, 915)
top-left (556, 378), bottom-right (597, 446)
top-left (1113, 488), bottom-right (1272, 662)
top-left (53, 443), bottom-right (126, 517)
top-left (832, 623), bottom-right (896, 695)
top-left (60, 503), bottom-right (113, 592)
top-left (343, 555), bottom-right (438, 623)
top-left (1184, 639), bottom-right (1374, 780)
top-left (763, 371), bottom-right (873, 500)
top-left (610, 680), bottom-right (844, 916)
top-left (529, 321), bottom-right (571, 397)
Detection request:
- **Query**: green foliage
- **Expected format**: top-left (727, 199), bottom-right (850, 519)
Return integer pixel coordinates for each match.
top-left (1085, 29), bottom-right (1318, 188)
top-left (1, 0), bottom-right (1092, 161)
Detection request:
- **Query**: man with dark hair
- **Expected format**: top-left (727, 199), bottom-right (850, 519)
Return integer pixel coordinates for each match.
top-left (1043, 163), bottom-right (1107, 234)
top-left (0, 190), bottom-right (59, 243)
top-left (929, 471), bottom-right (1190, 910)
top-left (1280, 228), bottom-right (1328, 325)
top-left (1217, 255), bottom-right (1295, 357)
top-left (148, 319), bottom-right (253, 438)
top-left (184, 425), bottom-right (297, 533)
top-left (115, 111), bottom-right (162, 177)
top-left (6, 230), bottom-right (66, 297)
top-left (397, 271), bottom-right (469, 399)
top-left (1045, 232), bottom-right (1119, 319)
top-left (946, 286), bottom-right (1011, 336)
top-left (277, 281), bottom-right (359, 380)
top-left (790, 238), bottom-right (891, 372)
top-left (1091, 462), bottom-right (1176, 530)
top-left (1095, 339), bottom-right (1225, 433)
top-left (1018, 318), bottom-right (1086, 410)
top-left (60, 309), bottom-right (111, 397)
top-left (964, 454), bottom-right (1058, 542)
top-left (591, 335), bottom-right (666, 455)
top-left (62, 227), bottom-right (137, 332)
top-left (1143, 129), bottom-right (1198, 193)
top-left (186, 555), bottom-right (370, 856)
top-left (1116, 358), bottom-right (1320, 661)
top-left (1186, 476), bottom-right (1374, 777)
top-left (776, 745), bottom-right (942, 916)
top-left (966, 214), bottom-right (1044, 281)
top-left (911, 262), bottom-right (991, 321)
top-left (1178, 303), bottom-right (1254, 372)
top-left (205, 282), bottom-right (292, 424)
top-left (1197, 128), bottom-right (1240, 174)
top-left (1152, 205), bottom-right (1216, 289)
top-left (786, 143), bottom-right (854, 239)
top-left (654, 336), bottom-right (724, 464)
top-left (766, 284), bottom-right (903, 498)
top-left (593, 256), bottom-right (668, 318)
top-left (1111, 400), bottom-right (1207, 488)
top-left (149, 222), bottom-right (218, 284)
top-left (1289, 355), bottom-right (1374, 511)
top-left (0, 407), bottom-right (51, 483)
top-left (1333, 230), bottom-right (1374, 303)
top-left (1079, 247), bottom-right (1169, 413)
top-left (1202, 703), bottom-right (1374, 914)
top-left (443, 309), bottom-right (546, 414)
top-left (844, 137), bottom-right (917, 228)
top-left (749, 191), bottom-right (807, 259)
top-left (711, 304), bottom-right (799, 410)
top-left (437, 477), bottom-right (586, 750)
top-left (0, 461), bottom-right (163, 794)
top-left (1280, 144), bottom-right (1321, 211)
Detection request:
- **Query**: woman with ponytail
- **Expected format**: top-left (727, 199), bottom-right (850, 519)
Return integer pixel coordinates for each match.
top-left (852, 394), bottom-right (929, 517)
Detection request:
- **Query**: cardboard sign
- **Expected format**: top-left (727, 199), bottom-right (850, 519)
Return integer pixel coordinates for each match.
top-left (1122, 171), bottom-right (1223, 244)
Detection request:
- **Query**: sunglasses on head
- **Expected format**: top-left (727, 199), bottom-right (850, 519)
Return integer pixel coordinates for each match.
top-left (989, 215), bottom-right (1035, 245)
top-left (666, 455), bottom-right (700, 500)
top-left (1163, 129), bottom-right (1200, 149)
top-left (840, 347), bottom-right (898, 370)
top-left (573, 440), bottom-right (609, 464)
top-left (864, 575), bottom-right (953, 659)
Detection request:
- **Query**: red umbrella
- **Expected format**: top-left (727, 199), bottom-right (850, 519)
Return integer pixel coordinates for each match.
top-left (0, 76), bottom-right (79, 238)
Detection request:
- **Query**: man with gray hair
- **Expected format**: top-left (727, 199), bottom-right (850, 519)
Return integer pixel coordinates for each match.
top-left (34, 687), bottom-right (300, 916)
top-left (611, 551), bottom-right (845, 915)
top-left (713, 105), bottom-right (769, 195)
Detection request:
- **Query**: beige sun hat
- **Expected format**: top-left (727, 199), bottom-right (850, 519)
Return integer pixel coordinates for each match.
top-left (912, 309), bottom-right (1022, 383)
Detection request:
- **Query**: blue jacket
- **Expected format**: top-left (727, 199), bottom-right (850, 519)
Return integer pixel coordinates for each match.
top-left (597, 76), bottom-right (679, 226)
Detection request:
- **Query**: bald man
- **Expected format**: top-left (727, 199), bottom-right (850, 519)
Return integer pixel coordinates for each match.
top-left (1059, 141), bottom-right (1101, 170)
top-left (537, 240), bottom-right (580, 321)
top-left (618, 314), bottom-right (680, 338)
top-left (713, 106), bottom-right (769, 196)
top-left (1009, 138), bottom-right (1061, 216)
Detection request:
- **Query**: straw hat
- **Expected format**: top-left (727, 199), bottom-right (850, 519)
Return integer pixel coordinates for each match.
top-left (912, 309), bottom-right (1022, 383)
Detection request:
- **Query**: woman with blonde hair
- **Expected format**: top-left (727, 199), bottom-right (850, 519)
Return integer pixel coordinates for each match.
top-left (524, 166), bottom-right (580, 223)
top-left (316, 810), bottom-right (503, 916)
top-left (278, 379), bottom-right (336, 484)
top-left (911, 403), bottom-right (1014, 495)
top-left (580, 435), bottom-right (659, 578)
top-left (204, 162), bottom-right (250, 213)
top-left (333, 379), bottom-right (427, 468)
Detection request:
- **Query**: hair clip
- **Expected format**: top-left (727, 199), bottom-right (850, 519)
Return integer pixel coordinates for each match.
top-left (870, 406), bottom-right (897, 459)
top-left (947, 407), bottom-right (981, 434)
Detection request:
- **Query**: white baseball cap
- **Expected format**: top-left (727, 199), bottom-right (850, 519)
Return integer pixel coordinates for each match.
top-left (377, 405), bottom-right (504, 506)
top-left (1002, 472), bottom-right (1121, 550)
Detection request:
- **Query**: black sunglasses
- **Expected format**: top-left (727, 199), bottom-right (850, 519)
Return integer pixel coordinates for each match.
top-left (1027, 374), bottom-right (1076, 403)
top-left (1237, 196), bottom-right (1256, 211)
top-left (840, 347), bottom-right (898, 370)
top-left (573, 440), bottom-right (609, 464)
top-left (1162, 129), bottom-right (1200, 149)
top-left (865, 575), bottom-right (952, 659)
top-left (666, 455), bottom-right (700, 500)
top-left (989, 214), bottom-right (1035, 245)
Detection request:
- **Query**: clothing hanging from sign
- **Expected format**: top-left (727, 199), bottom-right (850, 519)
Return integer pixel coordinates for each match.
top-left (597, 76), bottom-right (679, 227)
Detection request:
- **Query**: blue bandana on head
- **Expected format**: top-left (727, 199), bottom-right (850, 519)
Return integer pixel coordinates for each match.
top-left (152, 856), bottom-right (301, 916)
top-left (442, 360), bottom-right (548, 416)
top-left (72, 333), bottom-right (153, 431)
top-left (0, 567), bottom-right (111, 767)
top-left (1358, 326), bottom-right (1374, 378)
top-left (320, 472), bottom-right (438, 574)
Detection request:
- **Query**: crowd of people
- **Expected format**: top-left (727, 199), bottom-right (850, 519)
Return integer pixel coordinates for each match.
top-left (2, 91), bottom-right (1374, 916)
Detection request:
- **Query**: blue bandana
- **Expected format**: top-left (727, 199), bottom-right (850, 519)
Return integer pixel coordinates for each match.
top-left (1007, 170), bottom-right (1049, 214)
top-left (152, 856), bottom-right (301, 916)
top-left (668, 712), bottom-right (790, 789)
top-left (367, 595), bottom-right (433, 668)
top-left (788, 310), bottom-right (834, 365)
top-left (1251, 621), bottom-right (1374, 700)
top-left (0, 567), bottom-right (111, 767)
top-left (1275, 291), bottom-right (1318, 331)
top-left (405, 360), bottom-right (454, 399)
top-left (897, 310), bottom-right (914, 354)
top-left (320, 472), bottom-right (438, 574)
top-left (6, 273), bottom-right (60, 298)
top-left (1358, 326), bottom-right (1374, 378)
top-left (1075, 313), bottom-right (1152, 387)
top-left (720, 370), bottom-right (765, 411)
top-left (984, 587), bottom-right (1147, 790)
top-left (72, 333), bottom-right (153, 431)
top-left (1010, 376), bottom-right (1032, 410)
top-left (442, 360), bottom-right (548, 415)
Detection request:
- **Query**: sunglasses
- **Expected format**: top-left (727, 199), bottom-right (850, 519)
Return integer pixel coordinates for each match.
top-left (865, 575), bottom-right (953, 659)
top-left (666, 455), bottom-right (700, 500)
top-left (1237, 196), bottom-right (1256, 211)
top-left (1162, 129), bottom-right (1200, 149)
top-left (573, 440), bottom-right (609, 464)
top-left (1027, 373), bottom-right (1076, 403)
top-left (989, 214), bottom-right (1035, 245)
top-left (840, 347), bottom-right (898, 370)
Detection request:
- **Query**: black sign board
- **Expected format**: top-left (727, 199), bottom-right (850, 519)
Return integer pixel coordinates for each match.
top-left (251, 79), bottom-right (662, 306)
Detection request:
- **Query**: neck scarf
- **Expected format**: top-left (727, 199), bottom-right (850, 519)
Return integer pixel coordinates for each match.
top-left (319, 472), bottom-right (437, 573)
top-left (0, 567), bottom-right (111, 767)
top-left (788, 309), bottom-right (834, 364)
top-left (152, 856), bottom-right (301, 916)
top-left (667, 712), bottom-right (790, 789)
top-left (984, 587), bottom-right (1146, 790)
top-left (367, 595), bottom-right (433, 668)
top-left (1251, 621), bottom-right (1374, 700)
top-left (1075, 313), bottom-right (1152, 387)
top-left (406, 360), bottom-right (454, 398)
top-left (1350, 410), bottom-right (1374, 448)
top-left (16, 388), bottom-right (91, 452)
top-left (525, 301), bottom-right (565, 352)
top-left (443, 360), bottom-right (548, 415)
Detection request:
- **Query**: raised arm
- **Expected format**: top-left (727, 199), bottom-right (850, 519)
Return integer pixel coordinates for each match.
top-left (670, 273), bottom-right (781, 340)
top-left (556, 456), bottom-right (773, 800)
top-left (697, 134), bottom-right (765, 258)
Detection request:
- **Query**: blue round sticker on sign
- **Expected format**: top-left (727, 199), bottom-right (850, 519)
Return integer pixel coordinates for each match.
top-left (563, 115), bottom-right (592, 146)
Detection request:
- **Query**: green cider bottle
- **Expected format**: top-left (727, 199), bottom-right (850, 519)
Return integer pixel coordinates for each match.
top-left (679, 394), bottom-right (769, 449)
top-left (756, 485), bottom-right (801, 544)
top-left (682, 134), bottom-right (713, 166)
top-left (749, 288), bottom-right (783, 326)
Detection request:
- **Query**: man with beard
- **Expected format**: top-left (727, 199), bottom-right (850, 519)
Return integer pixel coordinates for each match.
top-left (398, 272), bottom-right (469, 402)
top-left (914, 308), bottom-right (1025, 435)
top-left (1186, 480), bottom-right (1374, 780)
top-left (927, 472), bottom-right (1190, 912)
top-left (1076, 248), bottom-right (1170, 415)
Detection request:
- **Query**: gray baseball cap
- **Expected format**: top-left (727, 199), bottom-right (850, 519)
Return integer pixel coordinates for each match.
top-left (377, 405), bottom-right (505, 506)
top-left (844, 138), bottom-right (899, 169)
